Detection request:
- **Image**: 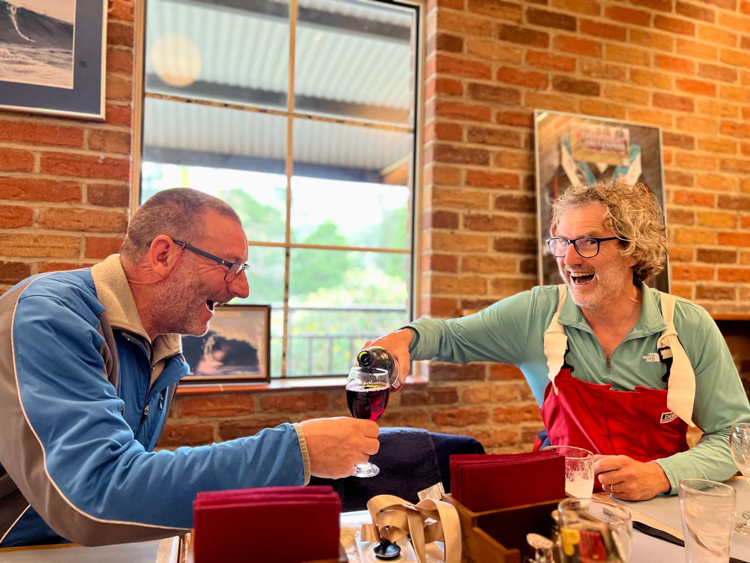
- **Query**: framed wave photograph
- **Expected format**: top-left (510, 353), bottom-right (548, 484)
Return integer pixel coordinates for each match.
top-left (534, 110), bottom-right (669, 293)
top-left (181, 305), bottom-right (271, 383)
top-left (0, 0), bottom-right (107, 119)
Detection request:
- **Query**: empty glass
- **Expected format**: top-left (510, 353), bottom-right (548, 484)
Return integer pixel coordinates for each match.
top-left (545, 445), bottom-right (595, 499)
top-left (558, 498), bottom-right (632, 562)
top-left (679, 479), bottom-right (736, 563)
top-left (730, 422), bottom-right (750, 535)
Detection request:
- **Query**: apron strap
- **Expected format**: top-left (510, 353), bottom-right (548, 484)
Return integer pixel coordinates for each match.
top-left (543, 285), bottom-right (568, 395)
top-left (657, 293), bottom-right (696, 428)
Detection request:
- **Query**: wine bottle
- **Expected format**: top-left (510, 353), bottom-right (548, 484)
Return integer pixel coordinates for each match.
top-left (357, 346), bottom-right (402, 391)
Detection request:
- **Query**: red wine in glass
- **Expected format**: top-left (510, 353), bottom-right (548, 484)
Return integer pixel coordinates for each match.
top-left (345, 366), bottom-right (390, 478)
top-left (346, 384), bottom-right (389, 421)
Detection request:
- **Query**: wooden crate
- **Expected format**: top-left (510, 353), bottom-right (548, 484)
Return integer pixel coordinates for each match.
top-left (444, 494), bottom-right (565, 563)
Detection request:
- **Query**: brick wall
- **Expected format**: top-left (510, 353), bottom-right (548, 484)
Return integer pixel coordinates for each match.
top-left (0, 0), bottom-right (134, 284)
top-left (2, 0), bottom-right (750, 454)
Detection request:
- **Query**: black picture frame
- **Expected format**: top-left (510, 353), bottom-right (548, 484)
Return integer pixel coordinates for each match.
top-left (534, 110), bottom-right (669, 293)
top-left (181, 305), bottom-right (271, 383)
top-left (0, 0), bottom-right (106, 120)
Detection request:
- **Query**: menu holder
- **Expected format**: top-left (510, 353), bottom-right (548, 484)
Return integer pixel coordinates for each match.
top-left (444, 494), bottom-right (565, 563)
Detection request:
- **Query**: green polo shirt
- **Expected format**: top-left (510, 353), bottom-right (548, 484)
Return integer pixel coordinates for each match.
top-left (409, 283), bottom-right (750, 494)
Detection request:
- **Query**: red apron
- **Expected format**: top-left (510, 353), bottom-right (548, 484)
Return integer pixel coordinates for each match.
top-left (533, 286), bottom-right (694, 490)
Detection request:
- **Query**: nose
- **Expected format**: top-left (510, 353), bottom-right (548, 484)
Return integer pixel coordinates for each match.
top-left (229, 270), bottom-right (250, 299)
top-left (563, 241), bottom-right (582, 266)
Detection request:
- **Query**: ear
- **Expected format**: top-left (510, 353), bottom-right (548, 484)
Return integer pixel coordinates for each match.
top-left (147, 235), bottom-right (182, 280)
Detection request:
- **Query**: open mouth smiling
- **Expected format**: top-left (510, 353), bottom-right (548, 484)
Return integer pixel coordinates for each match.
top-left (569, 272), bottom-right (595, 286)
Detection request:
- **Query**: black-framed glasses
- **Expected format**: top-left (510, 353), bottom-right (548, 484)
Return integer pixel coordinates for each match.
top-left (172, 239), bottom-right (249, 283)
top-left (546, 236), bottom-right (620, 258)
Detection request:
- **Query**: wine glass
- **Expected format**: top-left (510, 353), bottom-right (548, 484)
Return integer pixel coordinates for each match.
top-left (729, 422), bottom-right (750, 535)
top-left (346, 366), bottom-right (390, 478)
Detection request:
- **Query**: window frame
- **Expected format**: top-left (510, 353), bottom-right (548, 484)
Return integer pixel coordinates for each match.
top-left (132, 0), bottom-right (425, 380)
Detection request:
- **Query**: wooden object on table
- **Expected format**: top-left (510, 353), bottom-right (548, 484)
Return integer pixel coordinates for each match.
top-left (444, 494), bottom-right (564, 563)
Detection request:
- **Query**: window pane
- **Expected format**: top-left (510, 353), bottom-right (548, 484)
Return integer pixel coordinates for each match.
top-left (286, 249), bottom-right (409, 376)
top-left (141, 98), bottom-right (288, 243)
top-left (234, 246), bottom-right (287, 306)
top-left (146, 0), bottom-right (289, 110)
top-left (294, 0), bottom-right (415, 125)
top-left (291, 118), bottom-right (412, 249)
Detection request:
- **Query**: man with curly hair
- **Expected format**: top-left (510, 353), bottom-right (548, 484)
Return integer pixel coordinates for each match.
top-left (364, 181), bottom-right (750, 501)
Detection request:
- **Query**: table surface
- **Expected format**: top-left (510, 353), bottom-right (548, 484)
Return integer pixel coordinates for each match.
top-left (4, 482), bottom-right (750, 562)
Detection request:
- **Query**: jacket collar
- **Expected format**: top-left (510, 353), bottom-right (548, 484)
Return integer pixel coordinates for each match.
top-left (557, 281), bottom-right (667, 337)
top-left (91, 255), bottom-right (182, 365)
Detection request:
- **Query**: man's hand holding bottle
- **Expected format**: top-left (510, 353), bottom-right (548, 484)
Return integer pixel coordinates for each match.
top-left (361, 328), bottom-right (415, 389)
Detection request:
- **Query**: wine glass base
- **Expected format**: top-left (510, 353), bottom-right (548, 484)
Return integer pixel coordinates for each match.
top-left (353, 462), bottom-right (380, 478)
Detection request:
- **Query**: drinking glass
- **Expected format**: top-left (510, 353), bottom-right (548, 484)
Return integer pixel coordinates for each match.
top-left (345, 366), bottom-right (390, 478)
top-left (730, 422), bottom-right (750, 535)
top-left (545, 445), bottom-right (595, 499)
top-left (679, 479), bottom-right (736, 563)
top-left (558, 498), bottom-right (632, 563)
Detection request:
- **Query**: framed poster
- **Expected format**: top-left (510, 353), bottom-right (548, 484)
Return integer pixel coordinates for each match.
top-left (0, 0), bottom-right (107, 119)
top-left (181, 305), bottom-right (271, 383)
top-left (534, 110), bottom-right (669, 293)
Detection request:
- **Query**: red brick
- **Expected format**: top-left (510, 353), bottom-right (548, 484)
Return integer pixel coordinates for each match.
top-left (655, 54), bottom-right (695, 75)
top-left (606, 45), bottom-right (650, 66)
top-left (0, 149), bottom-right (34, 172)
top-left (605, 6), bottom-right (651, 27)
top-left (0, 121), bottom-right (83, 148)
top-left (696, 285), bottom-right (736, 300)
top-left (672, 266), bottom-right (714, 281)
top-left (721, 158), bottom-right (750, 172)
top-left (720, 85), bottom-right (750, 103)
top-left (462, 384), bottom-right (520, 404)
top-left (466, 170), bottom-right (519, 189)
top-left (0, 205), bottom-right (33, 228)
top-left (551, 0), bottom-right (600, 15)
top-left (699, 138), bottom-right (737, 153)
top-left (432, 165), bottom-right (462, 186)
top-left (467, 428), bottom-right (520, 448)
top-left (720, 121), bottom-right (750, 138)
top-left (718, 268), bottom-right (750, 282)
top-left (697, 249), bottom-right (738, 263)
top-left (434, 78), bottom-right (463, 97)
top-left (702, 0), bottom-right (736, 9)
top-left (109, 0), bottom-right (135, 20)
top-left (88, 129), bottom-right (131, 154)
top-left (427, 210), bottom-right (460, 229)
top-left (259, 392), bottom-right (328, 413)
top-left (719, 12), bottom-right (750, 33)
top-left (466, 83), bottom-right (521, 105)
top-left (106, 48), bottom-right (134, 74)
top-left (654, 15), bottom-right (696, 36)
top-left (677, 116), bottom-right (719, 134)
top-left (554, 36), bottom-right (602, 57)
top-left (107, 23), bottom-right (133, 48)
top-left (39, 208), bottom-right (128, 233)
top-left (718, 194), bottom-right (750, 210)
top-left (582, 100), bottom-right (627, 120)
top-left (466, 40), bottom-right (523, 64)
top-left (420, 296), bottom-right (458, 316)
top-left (673, 227), bottom-right (716, 245)
top-left (399, 387), bottom-right (459, 407)
top-left (422, 254), bottom-right (458, 272)
top-left (467, 0), bottom-right (522, 20)
top-left (37, 262), bottom-right (91, 273)
top-left (582, 60), bottom-right (627, 82)
top-left (673, 190), bottom-right (714, 206)
top-left (429, 362), bottom-right (486, 382)
top-left (552, 76), bottom-right (600, 96)
top-left (464, 214), bottom-right (518, 232)
top-left (629, 69), bottom-right (672, 90)
top-left (158, 423), bottom-right (214, 447)
top-left (497, 24), bottom-right (549, 47)
top-left (462, 255), bottom-right (516, 274)
top-left (216, 417), bottom-right (292, 441)
top-left (496, 67), bottom-right (548, 89)
top-left (40, 153), bottom-right (130, 181)
top-left (698, 174), bottom-right (736, 191)
top-left (675, 38), bottom-right (718, 60)
top-left (663, 132), bottom-right (695, 150)
top-left (494, 404), bottom-right (542, 424)
top-left (496, 111), bottom-right (534, 128)
top-left (380, 410), bottom-right (431, 428)
top-left (432, 33), bottom-right (463, 54)
top-left (721, 48), bottom-right (750, 68)
top-left (698, 210), bottom-right (737, 228)
top-left (433, 144), bottom-right (490, 166)
top-left (438, 12), bottom-right (493, 36)
top-left (493, 149), bottom-right (534, 170)
top-left (85, 236), bottom-right (125, 259)
top-left (0, 178), bottom-right (81, 203)
top-left (0, 261), bottom-right (30, 284)
top-left (492, 236), bottom-right (536, 254)
top-left (653, 93), bottom-right (694, 113)
top-left (631, 0), bottom-right (671, 10)
top-left (675, 153), bottom-right (716, 170)
top-left (431, 273), bottom-right (487, 294)
top-left (431, 123), bottom-right (463, 142)
top-left (0, 234), bottom-right (80, 258)
top-left (526, 8), bottom-right (576, 31)
top-left (105, 74), bottom-right (133, 101)
top-left (178, 395), bottom-right (255, 418)
top-left (718, 232), bottom-right (750, 247)
top-left (105, 104), bottom-right (132, 127)
top-left (494, 194), bottom-right (535, 213)
top-left (467, 127), bottom-right (522, 148)
top-left (489, 364), bottom-right (524, 380)
top-left (436, 54), bottom-right (491, 79)
top-left (580, 19), bottom-right (626, 41)
top-left (676, 2), bottom-right (715, 23)
top-left (699, 25), bottom-right (738, 47)
top-left (666, 171), bottom-right (695, 187)
top-left (677, 78), bottom-right (717, 97)
top-left (432, 187), bottom-right (489, 209)
top-left (526, 51), bottom-right (576, 72)
top-left (629, 29), bottom-right (673, 52)
top-left (435, 100), bottom-right (491, 121)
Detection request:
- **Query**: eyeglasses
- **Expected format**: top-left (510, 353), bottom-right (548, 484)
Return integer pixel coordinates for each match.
top-left (546, 236), bottom-right (620, 258)
top-left (172, 239), bottom-right (249, 283)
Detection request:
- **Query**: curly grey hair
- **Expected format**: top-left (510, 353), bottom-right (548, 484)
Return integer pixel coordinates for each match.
top-left (551, 181), bottom-right (667, 283)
